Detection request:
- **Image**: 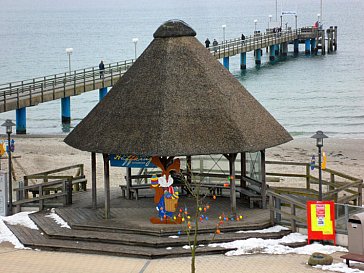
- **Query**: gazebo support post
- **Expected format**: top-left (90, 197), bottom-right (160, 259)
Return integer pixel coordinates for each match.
top-left (260, 150), bottom-right (267, 209)
top-left (103, 153), bottom-right (110, 219)
top-left (91, 152), bottom-right (97, 209)
top-left (240, 152), bottom-right (246, 198)
top-left (186, 155), bottom-right (192, 195)
top-left (186, 156), bottom-right (192, 183)
top-left (126, 168), bottom-right (132, 199)
top-left (224, 153), bottom-right (237, 218)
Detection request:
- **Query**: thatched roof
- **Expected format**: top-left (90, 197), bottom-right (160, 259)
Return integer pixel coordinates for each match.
top-left (65, 20), bottom-right (292, 156)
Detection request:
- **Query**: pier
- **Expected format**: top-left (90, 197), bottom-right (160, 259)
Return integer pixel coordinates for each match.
top-left (0, 26), bottom-right (337, 134)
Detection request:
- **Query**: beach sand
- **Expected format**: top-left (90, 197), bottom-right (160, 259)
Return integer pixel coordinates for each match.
top-left (3, 136), bottom-right (364, 191)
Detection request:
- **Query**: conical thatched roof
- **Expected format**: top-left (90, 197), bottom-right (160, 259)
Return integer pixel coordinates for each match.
top-left (65, 20), bottom-right (292, 156)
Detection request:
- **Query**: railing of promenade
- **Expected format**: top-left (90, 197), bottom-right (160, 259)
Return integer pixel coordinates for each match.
top-left (0, 27), bottom-right (317, 112)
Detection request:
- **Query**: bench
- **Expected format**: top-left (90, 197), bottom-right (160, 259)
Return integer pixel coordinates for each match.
top-left (340, 253), bottom-right (364, 267)
top-left (119, 184), bottom-right (151, 200)
top-left (188, 182), bottom-right (263, 208)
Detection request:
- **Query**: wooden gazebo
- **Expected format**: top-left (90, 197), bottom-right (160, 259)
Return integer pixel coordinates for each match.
top-left (64, 20), bottom-right (292, 218)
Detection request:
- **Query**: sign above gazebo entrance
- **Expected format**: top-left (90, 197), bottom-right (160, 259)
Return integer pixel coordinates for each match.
top-left (109, 154), bottom-right (156, 168)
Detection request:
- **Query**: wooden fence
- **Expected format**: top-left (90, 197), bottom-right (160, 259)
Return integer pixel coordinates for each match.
top-left (13, 164), bottom-right (86, 212)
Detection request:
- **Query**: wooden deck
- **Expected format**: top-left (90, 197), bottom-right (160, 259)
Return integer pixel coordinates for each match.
top-left (2, 187), bottom-right (303, 258)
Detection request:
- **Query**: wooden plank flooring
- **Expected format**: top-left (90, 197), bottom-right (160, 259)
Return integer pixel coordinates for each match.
top-left (7, 187), bottom-right (287, 258)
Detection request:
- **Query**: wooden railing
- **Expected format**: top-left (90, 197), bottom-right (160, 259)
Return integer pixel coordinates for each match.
top-left (266, 160), bottom-right (363, 205)
top-left (268, 190), bottom-right (307, 232)
top-left (13, 164), bottom-right (86, 212)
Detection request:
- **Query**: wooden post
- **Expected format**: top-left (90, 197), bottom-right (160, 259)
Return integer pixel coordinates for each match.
top-left (330, 173), bottom-right (336, 202)
top-left (358, 182), bottom-right (363, 207)
top-left (186, 156), bottom-right (192, 184)
top-left (103, 153), bottom-right (110, 219)
top-left (62, 180), bottom-right (67, 206)
top-left (291, 203), bottom-right (296, 232)
top-left (306, 164), bottom-right (311, 189)
top-left (125, 167), bottom-right (132, 199)
top-left (240, 152), bottom-right (246, 199)
top-left (240, 152), bottom-right (246, 187)
top-left (260, 150), bottom-right (267, 209)
top-left (269, 195), bottom-right (274, 225)
top-left (225, 153), bottom-right (237, 218)
top-left (91, 152), bottom-right (97, 209)
top-left (66, 177), bottom-right (72, 205)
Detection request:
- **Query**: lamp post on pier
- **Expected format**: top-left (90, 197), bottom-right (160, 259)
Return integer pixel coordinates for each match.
top-left (254, 19), bottom-right (258, 33)
top-left (222, 24), bottom-right (226, 42)
top-left (311, 130), bottom-right (328, 201)
top-left (268, 15), bottom-right (272, 30)
top-left (65, 48), bottom-right (73, 74)
top-left (317, 13), bottom-right (321, 28)
top-left (2, 119), bottom-right (15, 215)
top-left (132, 38), bottom-right (138, 60)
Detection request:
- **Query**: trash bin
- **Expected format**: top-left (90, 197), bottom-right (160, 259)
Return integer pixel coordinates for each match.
top-left (348, 212), bottom-right (364, 255)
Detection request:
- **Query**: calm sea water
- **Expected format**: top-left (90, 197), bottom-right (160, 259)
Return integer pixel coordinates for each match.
top-left (0, 0), bottom-right (363, 138)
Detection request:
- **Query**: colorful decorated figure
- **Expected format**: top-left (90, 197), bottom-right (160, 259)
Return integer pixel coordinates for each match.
top-left (150, 156), bottom-right (181, 224)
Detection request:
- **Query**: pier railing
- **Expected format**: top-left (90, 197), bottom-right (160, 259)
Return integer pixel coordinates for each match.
top-left (0, 59), bottom-right (134, 112)
top-left (0, 27), bottom-right (319, 113)
top-left (209, 27), bottom-right (318, 59)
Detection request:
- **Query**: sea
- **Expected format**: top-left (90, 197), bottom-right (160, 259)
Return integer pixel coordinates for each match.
top-left (0, 0), bottom-right (363, 138)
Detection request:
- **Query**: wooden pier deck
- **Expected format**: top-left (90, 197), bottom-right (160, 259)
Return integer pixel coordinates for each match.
top-left (0, 26), bottom-right (335, 115)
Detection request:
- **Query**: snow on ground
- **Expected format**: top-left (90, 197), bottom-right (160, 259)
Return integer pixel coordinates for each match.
top-left (0, 212), bottom-right (38, 249)
top-left (2, 211), bottom-right (38, 230)
top-left (45, 209), bottom-right (71, 229)
top-left (314, 263), bottom-right (364, 273)
top-left (236, 225), bottom-right (289, 234)
top-left (209, 233), bottom-right (347, 256)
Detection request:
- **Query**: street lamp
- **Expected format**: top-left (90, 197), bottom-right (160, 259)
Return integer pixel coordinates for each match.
top-left (132, 38), bottom-right (138, 60)
top-left (295, 15), bottom-right (298, 31)
top-left (311, 130), bottom-right (328, 201)
top-left (268, 15), bottom-right (272, 30)
top-left (317, 13), bottom-right (321, 27)
top-left (254, 19), bottom-right (258, 32)
top-left (222, 24), bottom-right (226, 42)
top-left (2, 119), bottom-right (15, 215)
top-left (65, 48), bottom-right (73, 74)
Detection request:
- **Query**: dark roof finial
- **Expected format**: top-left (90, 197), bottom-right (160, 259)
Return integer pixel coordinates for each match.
top-left (153, 19), bottom-right (196, 38)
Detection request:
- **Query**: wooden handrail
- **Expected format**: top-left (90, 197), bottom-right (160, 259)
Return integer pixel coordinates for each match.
top-left (14, 178), bottom-right (70, 191)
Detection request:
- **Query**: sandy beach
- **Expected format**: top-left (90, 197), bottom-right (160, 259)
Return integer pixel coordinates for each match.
top-left (1, 135), bottom-right (362, 192)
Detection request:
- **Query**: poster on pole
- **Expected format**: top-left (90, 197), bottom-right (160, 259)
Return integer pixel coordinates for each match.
top-left (306, 200), bottom-right (336, 245)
